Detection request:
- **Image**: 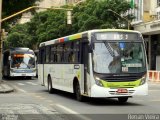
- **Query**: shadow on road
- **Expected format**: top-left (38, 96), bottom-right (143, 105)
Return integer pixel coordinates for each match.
top-left (2, 77), bottom-right (38, 81)
top-left (42, 89), bottom-right (144, 106)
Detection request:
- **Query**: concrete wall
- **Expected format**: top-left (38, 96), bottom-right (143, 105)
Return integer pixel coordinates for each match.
top-left (19, 0), bottom-right (66, 24)
top-left (38, 0), bottom-right (66, 8)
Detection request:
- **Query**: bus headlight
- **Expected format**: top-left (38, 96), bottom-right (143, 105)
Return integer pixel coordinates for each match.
top-left (140, 74), bottom-right (147, 85)
top-left (32, 69), bottom-right (36, 72)
top-left (95, 76), bottom-right (103, 87)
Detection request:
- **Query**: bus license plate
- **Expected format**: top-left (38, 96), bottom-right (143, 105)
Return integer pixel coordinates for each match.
top-left (117, 88), bottom-right (128, 93)
top-left (22, 74), bottom-right (26, 76)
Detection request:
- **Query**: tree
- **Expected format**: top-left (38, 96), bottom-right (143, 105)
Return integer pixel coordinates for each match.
top-left (4, 24), bottom-right (30, 49)
top-left (73, 0), bottom-right (134, 31)
top-left (5, 0), bottom-right (135, 50)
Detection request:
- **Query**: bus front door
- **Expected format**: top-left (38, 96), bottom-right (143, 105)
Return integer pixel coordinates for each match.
top-left (81, 42), bottom-right (89, 95)
top-left (39, 48), bottom-right (45, 86)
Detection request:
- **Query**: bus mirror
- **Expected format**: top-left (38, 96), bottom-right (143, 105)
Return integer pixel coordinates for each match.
top-left (35, 56), bottom-right (37, 61)
top-left (8, 56), bottom-right (11, 60)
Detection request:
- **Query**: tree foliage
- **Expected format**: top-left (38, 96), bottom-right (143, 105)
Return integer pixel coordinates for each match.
top-left (5, 0), bottom-right (135, 50)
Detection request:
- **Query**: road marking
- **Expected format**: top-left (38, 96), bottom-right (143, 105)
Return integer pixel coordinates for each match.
top-left (26, 82), bottom-right (38, 85)
top-left (39, 97), bottom-right (46, 100)
top-left (150, 100), bottom-right (160, 102)
top-left (56, 104), bottom-right (91, 120)
top-left (35, 95), bottom-right (42, 98)
top-left (12, 85), bottom-right (27, 93)
top-left (46, 100), bottom-right (53, 103)
top-left (50, 104), bottom-right (55, 106)
top-left (149, 90), bottom-right (160, 92)
top-left (17, 83), bottom-right (25, 86)
top-left (149, 83), bottom-right (160, 86)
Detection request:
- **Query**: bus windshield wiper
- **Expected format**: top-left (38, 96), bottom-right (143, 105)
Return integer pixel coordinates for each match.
top-left (103, 41), bottom-right (115, 57)
top-left (22, 62), bottom-right (31, 69)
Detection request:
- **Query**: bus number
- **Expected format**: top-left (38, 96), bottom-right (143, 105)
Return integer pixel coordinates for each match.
top-left (114, 34), bottom-right (128, 40)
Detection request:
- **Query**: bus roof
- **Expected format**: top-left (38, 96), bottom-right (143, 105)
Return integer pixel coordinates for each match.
top-left (39, 29), bottom-right (141, 47)
top-left (3, 47), bottom-right (34, 54)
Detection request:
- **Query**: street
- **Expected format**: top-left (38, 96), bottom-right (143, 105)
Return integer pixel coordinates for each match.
top-left (0, 78), bottom-right (160, 120)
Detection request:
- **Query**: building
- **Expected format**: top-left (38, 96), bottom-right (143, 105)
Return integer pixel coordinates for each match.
top-left (19, 0), bottom-right (65, 24)
top-left (19, 0), bottom-right (83, 24)
top-left (133, 0), bottom-right (160, 71)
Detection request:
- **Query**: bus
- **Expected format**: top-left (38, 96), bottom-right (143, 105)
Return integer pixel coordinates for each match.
top-left (3, 47), bottom-right (36, 78)
top-left (34, 50), bottom-right (39, 77)
top-left (38, 29), bottom-right (148, 103)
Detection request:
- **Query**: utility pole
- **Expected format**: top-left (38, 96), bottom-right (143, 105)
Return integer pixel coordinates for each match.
top-left (0, 0), bottom-right (2, 80)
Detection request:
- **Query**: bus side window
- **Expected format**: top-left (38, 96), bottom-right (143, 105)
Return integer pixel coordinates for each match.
top-left (46, 46), bottom-right (52, 63)
top-left (65, 42), bottom-right (71, 63)
top-left (53, 46), bottom-right (57, 62)
top-left (68, 52), bottom-right (74, 63)
top-left (39, 48), bottom-right (45, 64)
top-left (57, 44), bottom-right (62, 63)
top-left (61, 44), bottom-right (65, 62)
top-left (59, 44), bottom-right (63, 62)
top-left (50, 46), bottom-right (54, 63)
top-left (63, 44), bottom-right (67, 63)
top-left (73, 41), bottom-right (80, 63)
top-left (69, 42), bottom-right (76, 63)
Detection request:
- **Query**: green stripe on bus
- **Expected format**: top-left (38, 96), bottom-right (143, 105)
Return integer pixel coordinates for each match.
top-left (100, 79), bottom-right (141, 88)
top-left (69, 34), bottom-right (82, 40)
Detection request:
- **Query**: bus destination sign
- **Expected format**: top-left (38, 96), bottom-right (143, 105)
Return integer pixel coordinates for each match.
top-left (95, 32), bottom-right (138, 41)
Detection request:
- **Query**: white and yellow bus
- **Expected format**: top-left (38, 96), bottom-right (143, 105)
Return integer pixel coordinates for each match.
top-left (38, 29), bottom-right (148, 103)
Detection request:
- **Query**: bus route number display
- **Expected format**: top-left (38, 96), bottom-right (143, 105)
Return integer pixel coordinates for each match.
top-left (95, 32), bottom-right (138, 40)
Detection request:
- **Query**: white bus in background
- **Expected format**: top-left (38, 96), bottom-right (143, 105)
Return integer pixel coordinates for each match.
top-left (3, 47), bottom-right (36, 79)
top-left (38, 29), bottom-right (148, 103)
top-left (34, 50), bottom-right (39, 77)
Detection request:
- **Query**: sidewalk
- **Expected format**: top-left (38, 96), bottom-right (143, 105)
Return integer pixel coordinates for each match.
top-left (0, 80), bottom-right (14, 93)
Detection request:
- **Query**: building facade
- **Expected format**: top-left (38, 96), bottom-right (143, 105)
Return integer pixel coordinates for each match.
top-left (133, 0), bottom-right (160, 71)
top-left (19, 0), bottom-right (66, 24)
top-left (19, 0), bottom-right (83, 24)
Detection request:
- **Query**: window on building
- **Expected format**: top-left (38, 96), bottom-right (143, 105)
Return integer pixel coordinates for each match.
top-left (157, 12), bottom-right (160, 19)
top-left (157, 0), bottom-right (160, 7)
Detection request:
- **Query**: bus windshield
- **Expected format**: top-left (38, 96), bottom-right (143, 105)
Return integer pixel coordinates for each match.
top-left (92, 42), bottom-right (146, 74)
top-left (11, 54), bottom-right (35, 69)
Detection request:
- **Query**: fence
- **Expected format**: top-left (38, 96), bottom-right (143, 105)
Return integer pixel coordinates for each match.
top-left (148, 70), bottom-right (160, 82)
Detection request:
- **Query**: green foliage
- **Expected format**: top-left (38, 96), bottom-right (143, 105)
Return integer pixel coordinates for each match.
top-left (73, 0), bottom-right (132, 30)
top-left (4, 24), bottom-right (30, 49)
top-left (5, 0), bottom-right (135, 50)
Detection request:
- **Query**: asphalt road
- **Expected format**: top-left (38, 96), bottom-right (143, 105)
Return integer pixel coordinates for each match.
top-left (1, 78), bottom-right (160, 120)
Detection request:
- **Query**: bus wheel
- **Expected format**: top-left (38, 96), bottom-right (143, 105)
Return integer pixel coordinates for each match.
top-left (118, 97), bottom-right (128, 103)
top-left (75, 82), bottom-right (83, 102)
top-left (48, 76), bottom-right (54, 93)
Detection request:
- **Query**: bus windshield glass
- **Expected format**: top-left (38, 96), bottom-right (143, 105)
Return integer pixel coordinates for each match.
top-left (11, 54), bottom-right (35, 69)
top-left (92, 42), bottom-right (146, 74)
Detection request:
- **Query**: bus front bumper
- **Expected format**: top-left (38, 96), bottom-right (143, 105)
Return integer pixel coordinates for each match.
top-left (90, 83), bottom-right (148, 98)
top-left (10, 72), bottom-right (36, 77)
